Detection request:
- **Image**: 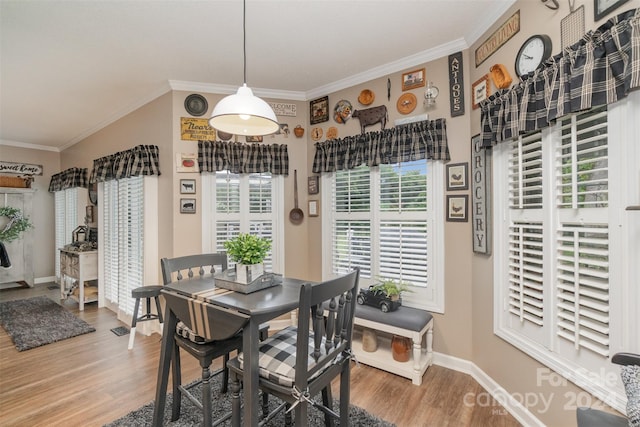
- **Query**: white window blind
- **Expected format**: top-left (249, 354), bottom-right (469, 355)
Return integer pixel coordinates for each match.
top-left (494, 96), bottom-right (639, 410)
top-left (54, 188), bottom-right (78, 282)
top-left (327, 160), bottom-right (444, 312)
top-left (101, 176), bottom-right (144, 316)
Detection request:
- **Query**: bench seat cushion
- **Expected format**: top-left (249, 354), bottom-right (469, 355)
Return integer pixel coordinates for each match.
top-left (355, 303), bottom-right (432, 332)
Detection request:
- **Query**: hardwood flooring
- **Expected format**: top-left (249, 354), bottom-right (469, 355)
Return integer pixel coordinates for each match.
top-left (0, 284), bottom-right (521, 427)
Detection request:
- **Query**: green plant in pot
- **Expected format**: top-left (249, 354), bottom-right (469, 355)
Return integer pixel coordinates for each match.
top-left (223, 233), bottom-right (271, 284)
top-left (371, 277), bottom-right (412, 301)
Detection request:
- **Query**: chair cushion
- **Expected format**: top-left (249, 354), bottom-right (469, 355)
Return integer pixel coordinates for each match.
top-left (176, 321), bottom-right (215, 344)
top-left (621, 365), bottom-right (640, 426)
top-left (237, 326), bottom-right (333, 387)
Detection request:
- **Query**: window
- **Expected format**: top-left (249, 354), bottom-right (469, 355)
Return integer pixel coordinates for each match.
top-left (323, 160), bottom-right (444, 312)
top-left (201, 172), bottom-right (284, 273)
top-left (54, 188), bottom-right (78, 283)
top-left (493, 92), bottom-right (640, 410)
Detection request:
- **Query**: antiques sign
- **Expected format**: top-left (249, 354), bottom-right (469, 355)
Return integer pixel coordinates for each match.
top-left (448, 52), bottom-right (465, 117)
top-left (269, 102), bottom-right (297, 117)
top-left (180, 118), bottom-right (217, 141)
top-left (0, 161), bottom-right (43, 175)
top-left (475, 10), bottom-right (520, 67)
top-left (471, 134), bottom-right (492, 254)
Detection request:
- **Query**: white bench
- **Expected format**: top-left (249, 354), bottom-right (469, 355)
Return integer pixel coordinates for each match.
top-left (352, 304), bottom-right (434, 385)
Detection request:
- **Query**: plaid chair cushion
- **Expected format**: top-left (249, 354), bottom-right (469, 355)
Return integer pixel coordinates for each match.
top-left (237, 326), bottom-right (333, 387)
top-left (176, 321), bottom-right (215, 344)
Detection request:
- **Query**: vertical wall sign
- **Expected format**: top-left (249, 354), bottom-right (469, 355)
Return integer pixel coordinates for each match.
top-left (448, 52), bottom-right (465, 117)
top-left (471, 134), bottom-right (492, 254)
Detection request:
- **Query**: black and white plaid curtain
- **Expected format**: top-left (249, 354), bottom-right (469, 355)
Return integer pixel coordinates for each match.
top-left (89, 145), bottom-right (161, 183)
top-left (48, 167), bottom-right (88, 192)
top-left (312, 119), bottom-right (449, 173)
top-left (480, 7), bottom-right (640, 148)
top-left (198, 140), bottom-right (289, 176)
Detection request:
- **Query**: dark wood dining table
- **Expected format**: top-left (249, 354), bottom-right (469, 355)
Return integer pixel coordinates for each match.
top-left (152, 274), bottom-right (309, 426)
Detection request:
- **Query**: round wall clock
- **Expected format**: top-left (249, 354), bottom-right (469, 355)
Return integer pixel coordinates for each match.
top-left (515, 34), bottom-right (552, 78)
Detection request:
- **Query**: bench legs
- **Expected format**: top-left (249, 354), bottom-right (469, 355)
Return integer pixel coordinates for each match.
top-left (410, 319), bottom-right (434, 385)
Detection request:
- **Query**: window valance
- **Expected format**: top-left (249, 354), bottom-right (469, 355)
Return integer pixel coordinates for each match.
top-left (48, 167), bottom-right (88, 192)
top-left (198, 140), bottom-right (289, 176)
top-left (480, 8), bottom-right (639, 148)
top-left (312, 119), bottom-right (449, 173)
top-left (89, 145), bottom-right (161, 183)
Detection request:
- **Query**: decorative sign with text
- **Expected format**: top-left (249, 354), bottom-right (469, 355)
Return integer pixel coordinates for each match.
top-left (448, 52), bottom-right (465, 117)
top-left (180, 118), bottom-right (217, 141)
top-left (471, 134), bottom-right (492, 254)
top-left (475, 10), bottom-right (520, 67)
top-left (269, 102), bottom-right (297, 117)
top-left (0, 161), bottom-right (43, 175)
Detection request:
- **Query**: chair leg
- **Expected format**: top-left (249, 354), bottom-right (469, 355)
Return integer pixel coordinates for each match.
top-left (202, 364), bottom-right (212, 427)
top-left (339, 362), bottom-right (351, 427)
top-left (221, 353), bottom-right (230, 393)
top-left (229, 371), bottom-right (242, 427)
top-left (284, 404), bottom-right (292, 427)
top-left (322, 387), bottom-right (334, 427)
top-left (153, 296), bottom-right (164, 324)
top-left (127, 297), bottom-right (141, 350)
top-left (171, 344), bottom-right (182, 422)
top-left (261, 391), bottom-right (269, 420)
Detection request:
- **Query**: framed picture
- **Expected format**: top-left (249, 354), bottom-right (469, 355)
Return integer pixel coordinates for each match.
top-left (402, 68), bottom-right (426, 91)
top-left (245, 135), bottom-right (263, 143)
top-left (446, 195), bottom-right (468, 222)
top-left (308, 200), bottom-right (319, 217)
top-left (176, 153), bottom-right (199, 173)
top-left (472, 75), bottom-right (490, 109)
top-left (308, 176), bottom-right (319, 195)
top-left (180, 179), bottom-right (196, 194)
top-left (310, 96), bottom-right (329, 124)
top-left (180, 198), bottom-right (196, 214)
top-left (85, 205), bottom-right (94, 223)
top-left (594, 0), bottom-right (629, 21)
top-left (446, 163), bottom-right (469, 191)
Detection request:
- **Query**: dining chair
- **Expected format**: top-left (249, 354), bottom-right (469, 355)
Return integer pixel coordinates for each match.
top-left (227, 268), bottom-right (360, 427)
top-left (160, 253), bottom-right (268, 427)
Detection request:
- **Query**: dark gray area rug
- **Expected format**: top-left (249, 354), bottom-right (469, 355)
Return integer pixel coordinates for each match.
top-left (0, 295), bottom-right (96, 351)
top-left (105, 375), bottom-right (395, 427)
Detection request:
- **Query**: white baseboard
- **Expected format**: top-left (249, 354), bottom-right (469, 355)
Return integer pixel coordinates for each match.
top-left (35, 276), bottom-right (56, 284)
top-left (433, 352), bottom-right (544, 427)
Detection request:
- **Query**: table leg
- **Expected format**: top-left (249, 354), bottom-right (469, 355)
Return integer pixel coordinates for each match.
top-left (242, 320), bottom-right (260, 426)
top-left (152, 309), bottom-right (177, 427)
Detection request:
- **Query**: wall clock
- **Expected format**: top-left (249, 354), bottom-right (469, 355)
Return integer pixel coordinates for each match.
top-left (514, 34), bottom-right (552, 78)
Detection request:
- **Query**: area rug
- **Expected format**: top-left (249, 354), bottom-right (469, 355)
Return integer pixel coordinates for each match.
top-left (105, 375), bottom-right (394, 427)
top-left (0, 296), bottom-right (96, 351)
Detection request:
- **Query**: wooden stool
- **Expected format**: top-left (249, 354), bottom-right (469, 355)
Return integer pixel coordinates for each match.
top-left (128, 285), bottom-right (164, 350)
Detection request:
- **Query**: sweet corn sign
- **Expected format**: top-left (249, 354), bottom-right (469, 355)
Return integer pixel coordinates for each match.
top-left (180, 118), bottom-right (217, 141)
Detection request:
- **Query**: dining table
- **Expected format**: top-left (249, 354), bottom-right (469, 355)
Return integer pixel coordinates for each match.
top-left (152, 273), bottom-right (310, 427)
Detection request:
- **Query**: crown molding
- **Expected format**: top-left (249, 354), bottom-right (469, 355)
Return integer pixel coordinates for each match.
top-left (169, 80), bottom-right (307, 101)
top-left (464, 0), bottom-right (518, 46)
top-left (0, 139), bottom-right (60, 152)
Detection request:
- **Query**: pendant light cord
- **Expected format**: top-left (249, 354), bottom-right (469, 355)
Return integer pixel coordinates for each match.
top-left (243, 0), bottom-right (247, 85)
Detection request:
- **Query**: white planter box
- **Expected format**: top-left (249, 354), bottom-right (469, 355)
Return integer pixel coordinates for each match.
top-left (235, 263), bottom-right (264, 285)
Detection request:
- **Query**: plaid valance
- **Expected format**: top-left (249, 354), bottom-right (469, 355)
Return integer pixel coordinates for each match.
top-left (480, 8), bottom-right (640, 148)
top-left (312, 119), bottom-right (449, 173)
top-left (89, 145), bottom-right (161, 183)
top-left (48, 167), bottom-right (88, 192)
top-left (198, 140), bottom-right (289, 176)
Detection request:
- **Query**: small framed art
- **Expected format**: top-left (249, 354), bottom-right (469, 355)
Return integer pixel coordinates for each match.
top-left (180, 198), bottom-right (196, 214)
top-left (446, 163), bottom-right (469, 191)
top-left (472, 75), bottom-right (490, 109)
top-left (308, 176), bottom-right (319, 195)
top-left (180, 179), bottom-right (196, 194)
top-left (310, 96), bottom-right (329, 124)
top-left (402, 68), bottom-right (426, 91)
top-left (594, 0), bottom-right (629, 21)
top-left (446, 195), bottom-right (468, 222)
top-left (308, 200), bottom-right (319, 217)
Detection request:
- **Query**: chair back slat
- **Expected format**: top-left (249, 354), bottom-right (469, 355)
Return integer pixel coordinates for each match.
top-left (161, 253), bottom-right (228, 285)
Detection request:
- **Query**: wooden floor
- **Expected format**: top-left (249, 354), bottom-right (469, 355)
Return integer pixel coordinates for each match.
top-left (0, 283), bottom-right (521, 427)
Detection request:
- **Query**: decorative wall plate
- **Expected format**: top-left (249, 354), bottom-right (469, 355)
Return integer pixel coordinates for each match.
top-left (184, 94), bottom-right (208, 117)
top-left (358, 89), bottom-right (375, 105)
top-left (217, 130), bottom-right (233, 141)
top-left (396, 93), bottom-right (417, 115)
top-left (333, 100), bottom-right (353, 124)
top-left (311, 127), bottom-right (323, 141)
top-left (326, 127), bottom-right (338, 140)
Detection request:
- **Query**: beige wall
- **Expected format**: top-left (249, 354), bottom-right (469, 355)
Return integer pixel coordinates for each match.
top-left (0, 144), bottom-right (60, 280)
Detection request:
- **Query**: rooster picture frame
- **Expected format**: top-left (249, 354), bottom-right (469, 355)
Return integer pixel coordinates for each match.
top-left (446, 162), bottom-right (468, 191)
top-left (447, 195), bottom-right (468, 222)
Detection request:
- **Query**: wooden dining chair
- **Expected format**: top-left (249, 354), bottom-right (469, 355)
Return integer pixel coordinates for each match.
top-left (161, 253), bottom-right (267, 427)
top-left (227, 268), bottom-right (360, 427)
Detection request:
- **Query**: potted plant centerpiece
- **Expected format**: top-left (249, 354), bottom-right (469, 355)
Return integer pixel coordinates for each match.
top-left (223, 233), bottom-right (271, 284)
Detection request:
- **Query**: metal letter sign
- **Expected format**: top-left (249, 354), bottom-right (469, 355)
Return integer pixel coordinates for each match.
top-left (448, 52), bottom-right (465, 117)
top-left (471, 134), bottom-right (492, 254)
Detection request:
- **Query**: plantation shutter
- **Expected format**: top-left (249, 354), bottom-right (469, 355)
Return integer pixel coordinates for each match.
top-left (332, 166), bottom-right (371, 277)
top-left (507, 131), bottom-right (545, 333)
top-left (555, 107), bottom-right (610, 358)
top-left (54, 188), bottom-right (78, 282)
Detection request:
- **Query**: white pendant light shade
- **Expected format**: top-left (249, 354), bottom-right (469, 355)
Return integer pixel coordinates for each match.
top-left (209, 84), bottom-right (279, 136)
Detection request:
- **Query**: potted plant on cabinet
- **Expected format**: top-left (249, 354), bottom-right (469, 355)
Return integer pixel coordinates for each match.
top-left (223, 233), bottom-right (271, 284)
top-left (356, 277), bottom-right (412, 312)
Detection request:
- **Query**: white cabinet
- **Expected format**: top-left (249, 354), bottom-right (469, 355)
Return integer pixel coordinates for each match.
top-left (59, 249), bottom-right (98, 311)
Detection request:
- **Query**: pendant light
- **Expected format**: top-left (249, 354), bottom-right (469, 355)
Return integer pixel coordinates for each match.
top-left (209, 0), bottom-right (279, 136)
